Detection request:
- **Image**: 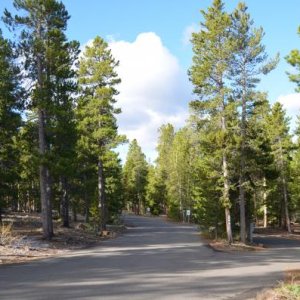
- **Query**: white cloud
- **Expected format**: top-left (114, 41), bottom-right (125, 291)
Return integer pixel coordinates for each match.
top-left (276, 93), bottom-right (300, 132)
top-left (108, 32), bottom-right (191, 162)
top-left (182, 24), bottom-right (198, 45)
top-left (277, 93), bottom-right (300, 111)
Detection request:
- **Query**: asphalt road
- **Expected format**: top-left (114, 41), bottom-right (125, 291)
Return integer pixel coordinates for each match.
top-left (1, 215), bottom-right (300, 300)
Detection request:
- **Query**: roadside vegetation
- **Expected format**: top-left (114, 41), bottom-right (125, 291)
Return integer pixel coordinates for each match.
top-left (257, 270), bottom-right (300, 300)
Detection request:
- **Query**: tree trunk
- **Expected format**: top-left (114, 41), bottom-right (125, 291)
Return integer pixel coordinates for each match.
top-left (263, 177), bottom-right (267, 228)
top-left (72, 204), bottom-right (77, 222)
top-left (60, 176), bottom-right (69, 227)
top-left (38, 109), bottom-right (53, 239)
top-left (36, 21), bottom-right (53, 239)
top-left (221, 114), bottom-right (233, 244)
top-left (282, 177), bottom-right (291, 233)
top-left (222, 151), bottom-right (233, 244)
top-left (239, 175), bottom-right (246, 243)
top-left (239, 90), bottom-right (247, 244)
top-left (84, 174), bottom-right (89, 223)
top-left (98, 158), bottom-right (106, 232)
top-left (223, 154), bottom-right (233, 244)
top-left (278, 141), bottom-right (291, 233)
top-left (225, 206), bottom-right (233, 244)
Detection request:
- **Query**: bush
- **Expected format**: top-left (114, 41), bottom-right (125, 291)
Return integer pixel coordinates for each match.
top-left (167, 203), bottom-right (180, 221)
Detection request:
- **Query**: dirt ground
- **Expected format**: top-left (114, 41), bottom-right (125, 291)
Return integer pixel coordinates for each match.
top-left (207, 225), bottom-right (300, 252)
top-left (0, 212), bottom-right (124, 265)
top-left (254, 226), bottom-right (300, 239)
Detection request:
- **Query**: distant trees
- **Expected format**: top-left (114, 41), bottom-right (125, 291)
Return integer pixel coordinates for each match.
top-left (0, 30), bottom-right (23, 223)
top-left (123, 139), bottom-right (148, 215)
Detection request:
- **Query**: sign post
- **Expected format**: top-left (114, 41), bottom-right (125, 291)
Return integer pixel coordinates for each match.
top-left (186, 209), bottom-right (191, 224)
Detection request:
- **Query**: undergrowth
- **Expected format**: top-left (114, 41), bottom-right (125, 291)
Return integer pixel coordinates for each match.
top-left (0, 222), bottom-right (16, 246)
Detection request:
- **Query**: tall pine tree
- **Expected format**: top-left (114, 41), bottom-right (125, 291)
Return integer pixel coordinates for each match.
top-left (4, 0), bottom-right (76, 239)
top-left (77, 36), bottom-right (125, 232)
top-left (230, 2), bottom-right (278, 243)
top-left (266, 103), bottom-right (293, 232)
top-left (189, 0), bottom-right (234, 243)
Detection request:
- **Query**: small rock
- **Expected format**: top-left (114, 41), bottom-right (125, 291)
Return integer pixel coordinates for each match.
top-left (76, 223), bottom-right (87, 230)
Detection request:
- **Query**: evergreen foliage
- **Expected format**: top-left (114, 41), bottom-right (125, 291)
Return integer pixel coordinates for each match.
top-left (286, 26), bottom-right (300, 92)
top-left (123, 139), bottom-right (148, 215)
top-left (0, 30), bottom-right (23, 222)
top-left (77, 36), bottom-right (125, 231)
top-left (0, 0), bottom-right (299, 244)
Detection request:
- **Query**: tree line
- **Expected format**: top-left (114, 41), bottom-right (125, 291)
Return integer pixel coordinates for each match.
top-left (122, 0), bottom-right (300, 244)
top-left (1, 0), bottom-right (300, 244)
top-left (0, 0), bottom-right (125, 239)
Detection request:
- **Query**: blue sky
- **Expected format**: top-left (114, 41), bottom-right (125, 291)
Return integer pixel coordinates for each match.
top-left (1, 0), bottom-right (299, 162)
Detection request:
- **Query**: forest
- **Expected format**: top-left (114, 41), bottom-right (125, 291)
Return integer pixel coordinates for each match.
top-left (0, 0), bottom-right (300, 245)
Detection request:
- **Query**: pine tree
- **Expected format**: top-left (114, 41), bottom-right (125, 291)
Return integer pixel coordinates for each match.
top-left (167, 128), bottom-right (194, 221)
top-left (77, 36), bottom-right (125, 231)
top-left (290, 117), bottom-right (300, 218)
top-left (244, 94), bottom-right (273, 225)
top-left (155, 124), bottom-right (175, 214)
top-left (50, 38), bottom-right (79, 227)
top-left (123, 139), bottom-right (148, 214)
top-left (0, 30), bottom-right (23, 223)
top-left (4, 0), bottom-right (76, 239)
top-left (17, 115), bottom-right (40, 214)
top-left (266, 103), bottom-right (293, 232)
top-left (145, 165), bottom-right (165, 215)
top-left (286, 25), bottom-right (300, 225)
top-left (230, 2), bottom-right (278, 243)
top-left (189, 0), bottom-right (234, 243)
top-left (104, 151), bottom-right (124, 222)
top-left (286, 26), bottom-right (300, 91)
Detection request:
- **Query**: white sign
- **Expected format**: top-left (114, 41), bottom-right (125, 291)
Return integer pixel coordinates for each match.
top-left (186, 209), bottom-right (191, 216)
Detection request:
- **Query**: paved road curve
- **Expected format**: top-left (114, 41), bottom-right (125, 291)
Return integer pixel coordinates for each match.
top-left (1, 215), bottom-right (300, 300)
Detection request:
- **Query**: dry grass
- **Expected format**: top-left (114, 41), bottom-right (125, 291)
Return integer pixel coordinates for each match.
top-left (274, 283), bottom-right (300, 300)
top-left (0, 212), bottom-right (125, 265)
top-left (0, 222), bottom-right (17, 246)
top-left (256, 270), bottom-right (300, 300)
top-left (208, 240), bottom-right (265, 252)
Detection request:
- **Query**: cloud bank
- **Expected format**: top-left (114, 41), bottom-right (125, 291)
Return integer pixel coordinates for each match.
top-left (109, 32), bottom-right (191, 162)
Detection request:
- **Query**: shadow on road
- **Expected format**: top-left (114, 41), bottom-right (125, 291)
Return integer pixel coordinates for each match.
top-left (0, 214), bottom-right (299, 300)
